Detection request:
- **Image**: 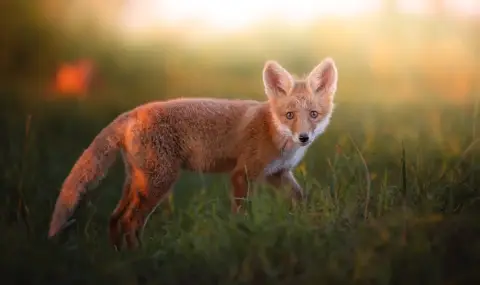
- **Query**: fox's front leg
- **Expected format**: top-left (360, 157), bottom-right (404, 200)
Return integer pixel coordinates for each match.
top-left (265, 170), bottom-right (304, 202)
top-left (230, 160), bottom-right (265, 213)
top-left (230, 169), bottom-right (249, 213)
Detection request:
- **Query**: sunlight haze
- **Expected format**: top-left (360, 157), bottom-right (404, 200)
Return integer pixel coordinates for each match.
top-left (121, 0), bottom-right (479, 32)
top-left (121, 0), bottom-right (383, 31)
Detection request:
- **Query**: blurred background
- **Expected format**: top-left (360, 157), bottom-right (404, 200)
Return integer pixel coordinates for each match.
top-left (1, 1), bottom-right (479, 284)
top-left (2, 0), bottom-right (479, 106)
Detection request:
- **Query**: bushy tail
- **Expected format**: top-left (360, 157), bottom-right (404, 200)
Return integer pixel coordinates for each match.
top-left (48, 114), bottom-right (128, 238)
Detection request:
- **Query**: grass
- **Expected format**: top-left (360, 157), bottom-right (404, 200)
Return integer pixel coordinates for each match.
top-left (1, 95), bottom-right (480, 285)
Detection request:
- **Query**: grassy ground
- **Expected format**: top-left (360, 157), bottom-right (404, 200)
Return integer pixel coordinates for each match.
top-left (1, 95), bottom-right (480, 285)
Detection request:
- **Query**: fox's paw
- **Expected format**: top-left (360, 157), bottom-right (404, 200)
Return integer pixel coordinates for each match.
top-left (109, 227), bottom-right (142, 251)
top-left (125, 230), bottom-right (142, 250)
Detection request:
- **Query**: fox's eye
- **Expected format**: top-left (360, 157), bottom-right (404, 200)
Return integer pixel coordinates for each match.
top-left (286, 112), bottom-right (294, 120)
top-left (310, 111), bottom-right (319, 118)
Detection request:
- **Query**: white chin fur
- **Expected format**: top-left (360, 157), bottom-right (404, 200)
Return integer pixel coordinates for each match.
top-left (313, 115), bottom-right (331, 139)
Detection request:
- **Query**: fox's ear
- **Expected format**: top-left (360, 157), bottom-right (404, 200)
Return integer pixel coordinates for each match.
top-left (307, 57), bottom-right (338, 96)
top-left (262, 60), bottom-right (294, 98)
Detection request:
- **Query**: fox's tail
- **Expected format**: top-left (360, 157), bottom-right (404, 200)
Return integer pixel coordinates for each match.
top-left (48, 113), bottom-right (129, 238)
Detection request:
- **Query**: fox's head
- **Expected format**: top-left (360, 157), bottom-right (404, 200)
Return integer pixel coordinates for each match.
top-left (262, 57), bottom-right (338, 149)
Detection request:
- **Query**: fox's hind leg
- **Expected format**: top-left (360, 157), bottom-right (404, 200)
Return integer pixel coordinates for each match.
top-left (108, 173), bottom-right (132, 251)
top-left (120, 166), bottom-right (179, 250)
top-left (111, 145), bottom-right (181, 250)
top-left (109, 152), bottom-right (136, 250)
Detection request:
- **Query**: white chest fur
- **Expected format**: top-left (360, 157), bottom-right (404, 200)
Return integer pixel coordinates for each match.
top-left (263, 146), bottom-right (308, 176)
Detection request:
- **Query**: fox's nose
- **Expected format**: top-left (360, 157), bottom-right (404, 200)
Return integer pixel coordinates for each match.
top-left (298, 133), bottom-right (310, 143)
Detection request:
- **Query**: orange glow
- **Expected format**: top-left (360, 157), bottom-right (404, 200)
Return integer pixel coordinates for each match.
top-left (54, 59), bottom-right (94, 97)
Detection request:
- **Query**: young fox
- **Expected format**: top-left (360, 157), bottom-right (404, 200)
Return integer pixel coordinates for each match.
top-left (48, 57), bottom-right (338, 250)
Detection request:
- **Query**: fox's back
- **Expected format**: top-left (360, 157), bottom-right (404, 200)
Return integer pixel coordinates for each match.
top-left (126, 98), bottom-right (267, 172)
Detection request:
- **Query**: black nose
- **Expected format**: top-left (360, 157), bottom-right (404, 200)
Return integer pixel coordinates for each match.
top-left (298, 133), bottom-right (309, 143)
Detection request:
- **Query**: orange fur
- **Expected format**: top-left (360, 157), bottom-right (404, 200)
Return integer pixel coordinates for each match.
top-left (48, 57), bottom-right (339, 250)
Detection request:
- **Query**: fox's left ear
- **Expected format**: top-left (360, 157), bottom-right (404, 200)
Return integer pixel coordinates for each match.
top-left (307, 57), bottom-right (338, 96)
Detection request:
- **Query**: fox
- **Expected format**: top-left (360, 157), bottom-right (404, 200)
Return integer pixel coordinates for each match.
top-left (48, 57), bottom-right (338, 250)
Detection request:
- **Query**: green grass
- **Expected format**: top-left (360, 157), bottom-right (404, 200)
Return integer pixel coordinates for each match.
top-left (1, 96), bottom-right (480, 285)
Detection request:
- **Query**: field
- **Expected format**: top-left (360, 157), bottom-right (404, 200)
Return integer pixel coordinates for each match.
top-left (1, 2), bottom-right (480, 284)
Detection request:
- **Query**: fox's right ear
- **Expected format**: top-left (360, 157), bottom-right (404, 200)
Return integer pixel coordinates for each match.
top-left (262, 61), bottom-right (294, 99)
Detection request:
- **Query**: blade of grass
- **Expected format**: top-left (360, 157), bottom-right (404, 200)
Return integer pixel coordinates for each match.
top-left (401, 141), bottom-right (407, 245)
top-left (16, 114), bottom-right (33, 237)
top-left (348, 135), bottom-right (371, 221)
